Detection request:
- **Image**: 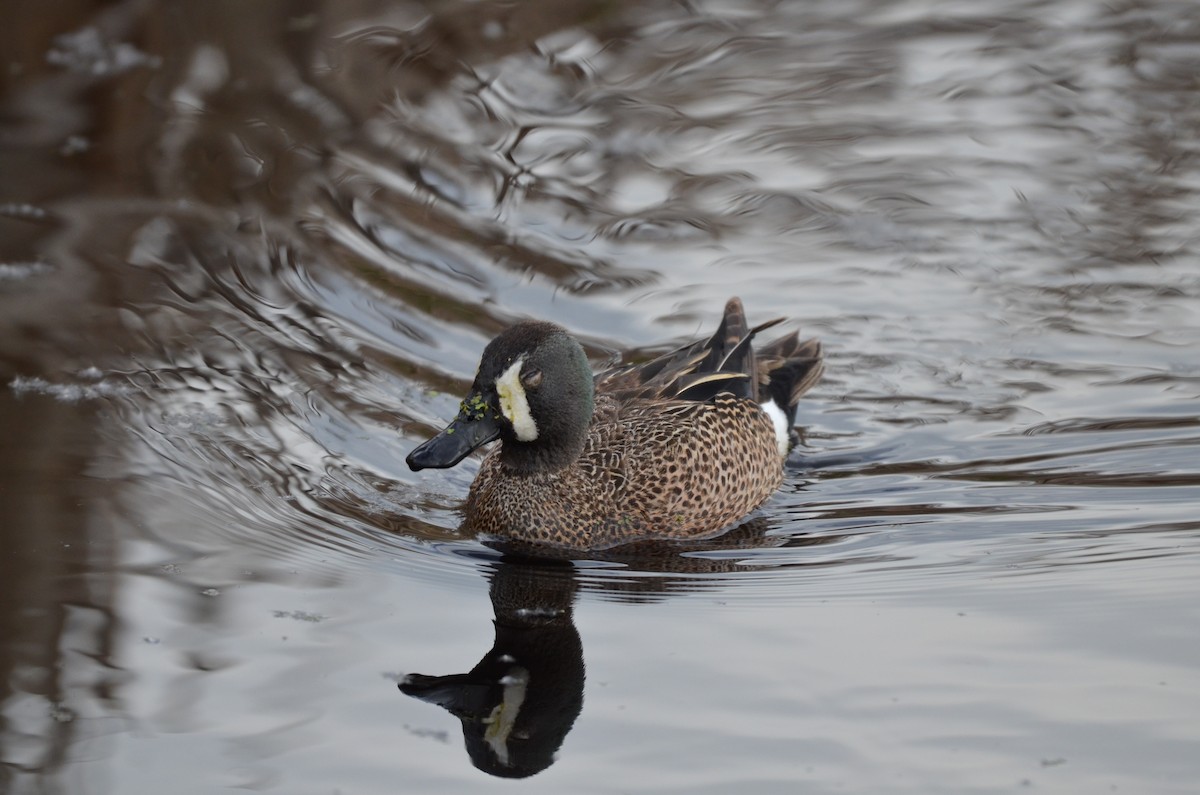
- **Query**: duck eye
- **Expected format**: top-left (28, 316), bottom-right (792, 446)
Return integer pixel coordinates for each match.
top-left (521, 368), bottom-right (543, 389)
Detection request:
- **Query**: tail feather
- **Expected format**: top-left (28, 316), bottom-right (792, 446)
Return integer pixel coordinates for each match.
top-left (701, 298), bottom-right (787, 401)
top-left (594, 298), bottom-right (823, 417)
top-left (695, 297), bottom-right (748, 375)
top-left (758, 333), bottom-right (823, 427)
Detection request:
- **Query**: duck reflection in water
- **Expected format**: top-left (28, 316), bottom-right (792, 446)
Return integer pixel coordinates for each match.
top-left (396, 524), bottom-right (841, 778)
top-left (400, 557), bottom-right (583, 778)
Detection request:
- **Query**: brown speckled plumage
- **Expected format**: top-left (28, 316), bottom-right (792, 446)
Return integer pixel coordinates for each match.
top-left (407, 298), bottom-right (823, 550)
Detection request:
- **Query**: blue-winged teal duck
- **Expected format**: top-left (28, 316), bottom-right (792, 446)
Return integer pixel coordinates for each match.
top-left (407, 298), bottom-right (823, 549)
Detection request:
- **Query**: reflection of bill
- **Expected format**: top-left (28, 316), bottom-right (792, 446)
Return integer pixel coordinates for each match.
top-left (399, 558), bottom-right (583, 778)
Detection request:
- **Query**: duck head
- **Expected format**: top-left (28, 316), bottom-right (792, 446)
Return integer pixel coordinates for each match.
top-left (406, 321), bottom-right (595, 475)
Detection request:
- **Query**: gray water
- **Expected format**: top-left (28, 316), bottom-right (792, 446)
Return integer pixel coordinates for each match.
top-left (2, 1), bottom-right (1199, 792)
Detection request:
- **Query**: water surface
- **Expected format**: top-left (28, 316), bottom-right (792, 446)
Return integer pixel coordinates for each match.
top-left (2, 1), bottom-right (1199, 792)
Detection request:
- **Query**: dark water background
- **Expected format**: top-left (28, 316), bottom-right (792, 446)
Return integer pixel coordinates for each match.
top-left (3, 1), bottom-right (1200, 792)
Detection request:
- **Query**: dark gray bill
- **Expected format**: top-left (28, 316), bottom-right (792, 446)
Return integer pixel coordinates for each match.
top-left (406, 401), bottom-right (502, 471)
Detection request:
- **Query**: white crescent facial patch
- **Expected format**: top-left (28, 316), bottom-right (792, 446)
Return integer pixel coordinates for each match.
top-left (484, 666), bottom-right (529, 766)
top-left (496, 357), bottom-right (539, 442)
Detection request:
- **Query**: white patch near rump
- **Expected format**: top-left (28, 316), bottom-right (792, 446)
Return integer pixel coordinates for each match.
top-left (496, 357), bottom-right (539, 441)
top-left (761, 398), bottom-right (790, 457)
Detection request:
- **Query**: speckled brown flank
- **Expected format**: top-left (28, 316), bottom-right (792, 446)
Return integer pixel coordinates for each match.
top-left (465, 394), bottom-right (786, 549)
top-left (457, 298), bottom-right (823, 551)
